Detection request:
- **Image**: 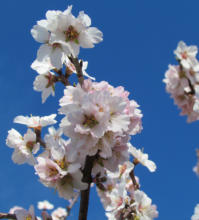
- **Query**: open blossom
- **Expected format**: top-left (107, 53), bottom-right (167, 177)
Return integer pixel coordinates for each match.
top-left (14, 114), bottom-right (57, 129)
top-left (128, 143), bottom-right (156, 172)
top-left (35, 141), bottom-right (87, 200)
top-left (6, 128), bottom-right (40, 165)
top-left (133, 190), bottom-right (158, 220)
top-left (31, 5), bottom-right (103, 65)
top-left (174, 41), bottom-right (199, 70)
top-left (51, 208), bottom-right (67, 220)
top-left (37, 200), bottom-right (54, 210)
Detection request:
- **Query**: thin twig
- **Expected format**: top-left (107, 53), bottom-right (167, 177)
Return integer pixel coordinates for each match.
top-left (66, 193), bottom-right (80, 219)
top-left (53, 69), bottom-right (70, 86)
top-left (0, 213), bottom-right (16, 220)
top-left (34, 129), bottom-right (46, 148)
top-left (68, 55), bottom-right (84, 86)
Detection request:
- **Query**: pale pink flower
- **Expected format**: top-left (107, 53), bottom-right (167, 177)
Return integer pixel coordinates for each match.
top-left (51, 208), bottom-right (67, 220)
top-left (37, 200), bottom-right (54, 210)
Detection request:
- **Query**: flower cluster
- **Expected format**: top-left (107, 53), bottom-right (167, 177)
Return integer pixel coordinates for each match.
top-left (163, 41), bottom-right (199, 122)
top-left (5, 5), bottom-right (158, 220)
top-left (59, 79), bottom-right (143, 172)
top-left (97, 160), bottom-right (158, 219)
top-left (9, 200), bottom-right (68, 220)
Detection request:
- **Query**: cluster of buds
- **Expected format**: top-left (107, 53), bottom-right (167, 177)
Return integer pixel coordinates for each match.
top-left (163, 41), bottom-right (199, 122)
top-left (5, 5), bottom-right (158, 220)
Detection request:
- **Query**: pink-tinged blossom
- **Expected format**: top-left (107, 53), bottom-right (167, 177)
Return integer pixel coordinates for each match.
top-left (133, 190), bottom-right (158, 220)
top-left (35, 157), bottom-right (67, 186)
top-left (51, 207), bottom-right (67, 220)
top-left (37, 200), bottom-right (54, 210)
top-left (14, 114), bottom-right (57, 129)
top-left (128, 143), bottom-right (156, 172)
top-left (59, 80), bottom-right (142, 161)
top-left (174, 41), bottom-right (199, 70)
top-left (164, 42), bottom-right (199, 122)
top-left (6, 129), bottom-right (40, 165)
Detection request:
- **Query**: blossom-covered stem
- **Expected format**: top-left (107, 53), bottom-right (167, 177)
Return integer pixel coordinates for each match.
top-left (78, 155), bottom-right (96, 220)
top-left (0, 213), bottom-right (16, 220)
top-left (34, 129), bottom-right (46, 148)
top-left (69, 56), bottom-right (84, 86)
top-left (179, 63), bottom-right (195, 95)
top-left (66, 193), bottom-right (79, 218)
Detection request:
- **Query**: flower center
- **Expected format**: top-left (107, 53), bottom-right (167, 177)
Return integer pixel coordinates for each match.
top-left (26, 141), bottom-right (35, 152)
top-left (49, 167), bottom-right (59, 177)
top-left (26, 215), bottom-right (32, 220)
top-left (83, 115), bottom-right (99, 128)
top-left (45, 73), bottom-right (55, 88)
top-left (64, 25), bottom-right (79, 43)
top-left (181, 51), bottom-right (188, 59)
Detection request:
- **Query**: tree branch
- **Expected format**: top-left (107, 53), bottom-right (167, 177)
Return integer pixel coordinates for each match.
top-left (78, 155), bottom-right (96, 220)
top-left (0, 213), bottom-right (16, 220)
top-left (68, 56), bottom-right (84, 86)
top-left (54, 69), bottom-right (70, 86)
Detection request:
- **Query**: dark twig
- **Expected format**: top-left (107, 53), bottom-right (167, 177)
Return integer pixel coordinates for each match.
top-left (68, 55), bottom-right (84, 86)
top-left (34, 129), bottom-right (47, 148)
top-left (78, 155), bottom-right (97, 220)
top-left (0, 213), bottom-right (16, 220)
top-left (54, 69), bottom-right (70, 86)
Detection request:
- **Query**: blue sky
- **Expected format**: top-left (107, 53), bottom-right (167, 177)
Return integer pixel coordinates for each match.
top-left (1, 0), bottom-right (199, 219)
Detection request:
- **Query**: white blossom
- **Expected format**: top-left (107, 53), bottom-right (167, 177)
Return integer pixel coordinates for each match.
top-left (14, 114), bottom-right (57, 129)
top-left (128, 143), bottom-right (156, 172)
top-left (37, 200), bottom-right (54, 210)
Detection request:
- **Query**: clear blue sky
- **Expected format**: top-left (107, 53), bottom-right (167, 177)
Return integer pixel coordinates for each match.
top-left (1, 0), bottom-right (199, 219)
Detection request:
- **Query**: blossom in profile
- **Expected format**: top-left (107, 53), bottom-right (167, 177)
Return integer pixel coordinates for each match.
top-left (128, 143), bottom-right (156, 172)
top-left (14, 114), bottom-right (57, 129)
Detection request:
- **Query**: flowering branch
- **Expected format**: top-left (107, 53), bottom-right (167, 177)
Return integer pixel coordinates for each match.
top-left (0, 213), bottom-right (16, 220)
top-left (129, 168), bottom-right (139, 190)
